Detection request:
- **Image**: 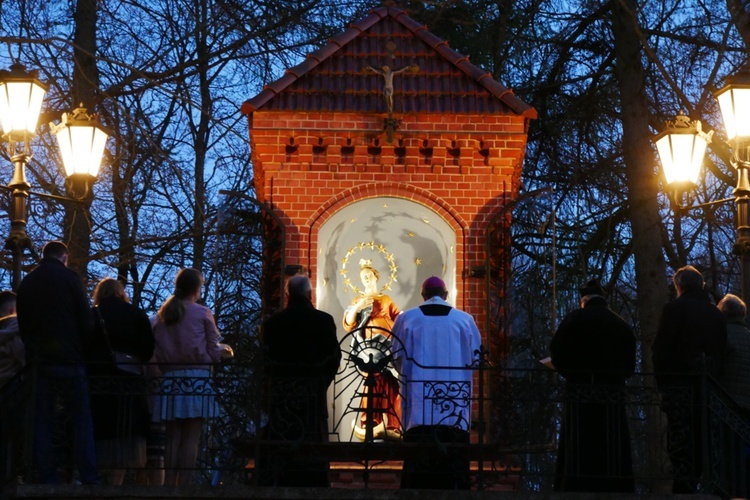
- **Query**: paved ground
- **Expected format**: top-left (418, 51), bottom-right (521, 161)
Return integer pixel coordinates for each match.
top-left (9, 484), bottom-right (722, 500)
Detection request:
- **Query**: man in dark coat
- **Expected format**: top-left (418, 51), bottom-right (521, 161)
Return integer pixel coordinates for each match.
top-left (717, 293), bottom-right (750, 498)
top-left (260, 275), bottom-right (341, 487)
top-left (16, 241), bottom-right (99, 484)
top-left (550, 279), bottom-right (636, 493)
top-left (652, 265), bottom-right (727, 494)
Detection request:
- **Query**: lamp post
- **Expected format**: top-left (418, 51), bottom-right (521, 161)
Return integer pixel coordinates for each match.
top-left (0, 64), bottom-right (108, 289)
top-left (0, 64), bottom-right (47, 290)
top-left (654, 66), bottom-right (750, 305)
top-left (53, 106), bottom-right (108, 277)
top-left (715, 66), bottom-right (750, 306)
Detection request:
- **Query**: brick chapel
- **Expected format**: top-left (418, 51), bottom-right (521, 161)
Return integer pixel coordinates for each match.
top-left (241, 5), bottom-right (535, 437)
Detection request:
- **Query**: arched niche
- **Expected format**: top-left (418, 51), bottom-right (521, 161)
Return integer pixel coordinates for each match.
top-left (315, 196), bottom-right (457, 440)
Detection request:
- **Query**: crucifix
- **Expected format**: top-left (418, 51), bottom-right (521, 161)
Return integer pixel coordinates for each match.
top-left (364, 64), bottom-right (419, 115)
top-left (364, 63), bottom-right (418, 143)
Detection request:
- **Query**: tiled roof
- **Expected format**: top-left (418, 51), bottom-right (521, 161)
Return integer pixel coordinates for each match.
top-left (241, 6), bottom-right (536, 118)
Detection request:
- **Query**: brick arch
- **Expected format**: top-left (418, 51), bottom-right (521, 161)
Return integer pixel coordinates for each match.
top-left (306, 182), bottom-right (468, 233)
top-left (305, 182), bottom-right (469, 308)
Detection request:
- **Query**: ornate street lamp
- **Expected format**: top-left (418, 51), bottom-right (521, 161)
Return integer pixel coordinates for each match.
top-left (715, 65), bottom-right (750, 305)
top-left (654, 112), bottom-right (713, 190)
top-left (0, 64), bottom-right (108, 290)
top-left (52, 106), bottom-right (108, 201)
top-left (52, 106), bottom-right (108, 278)
top-left (0, 63), bottom-right (47, 290)
top-left (0, 64), bottom-right (47, 141)
top-left (654, 112), bottom-right (713, 201)
top-left (655, 66), bottom-right (750, 305)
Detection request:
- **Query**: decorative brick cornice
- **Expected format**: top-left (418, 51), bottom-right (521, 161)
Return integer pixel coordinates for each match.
top-left (251, 133), bottom-right (526, 170)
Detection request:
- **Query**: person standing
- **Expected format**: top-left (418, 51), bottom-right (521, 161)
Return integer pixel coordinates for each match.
top-left (549, 279), bottom-right (636, 493)
top-left (261, 275), bottom-right (341, 486)
top-left (716, 293), bottom-right (750, 498)
top-left (0, 290), bottom-right (23, 387)
top-left (391, 276), bottom-right (481, 490)
top-left (717, 294), bottom-right (750, 410)
top-left (152, 268), bottom-right (233, 486)
top-left (87, 278), bottom-right (155, 485)
top-left (653, 265), bottom-right (727, 494)
top-left (16, 241), bottom-right (99, 484)
top-left (0, 289), bottom-right (24, 483)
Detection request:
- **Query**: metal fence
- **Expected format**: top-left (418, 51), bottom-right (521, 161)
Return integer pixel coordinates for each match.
top-left (1, 346), bottom-right (748, 496)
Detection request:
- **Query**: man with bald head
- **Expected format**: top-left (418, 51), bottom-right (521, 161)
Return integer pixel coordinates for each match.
top-left (653, 265), bottom-right (727, 494)
top-left (391, 276), bottom-right (481, 489)
top-left (260, 275), bottom-right (341, 487)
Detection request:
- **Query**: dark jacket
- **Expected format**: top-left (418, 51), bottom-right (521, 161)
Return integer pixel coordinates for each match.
top-left (720, 317), bottom-right (750, 411)
top-left (88, 297), bottom-right (155, 440)
top-left (0, 315), bottom-right (24, 386)
top-left (262, 295), bottom-right (341, 399)
top-left (260, 295), bottom-right (342, 487)
top-left (89, 297), bottom-right (155, 368)
top-left (652, 289), bottom-right (727, 381)
top-left (549, 296), bottom-right (636, 493)
top-left (551, 296), bottom-right (636, 384)
top-left (262, 295), bottom-right (341, 437)
top-left (17, 257), bottom-right (94, 364)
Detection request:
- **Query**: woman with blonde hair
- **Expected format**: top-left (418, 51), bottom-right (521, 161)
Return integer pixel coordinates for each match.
top-left (88, 277), bottom-right (154, 485)
top-left (152, 268), bottom-right (233, 486)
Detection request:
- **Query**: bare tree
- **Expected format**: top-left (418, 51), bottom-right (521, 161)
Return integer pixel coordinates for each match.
top-left (0, 0), bottom-right (365, 312)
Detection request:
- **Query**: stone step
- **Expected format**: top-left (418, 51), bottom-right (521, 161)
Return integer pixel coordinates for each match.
top-left (328, 461), bottom-right (520, 490)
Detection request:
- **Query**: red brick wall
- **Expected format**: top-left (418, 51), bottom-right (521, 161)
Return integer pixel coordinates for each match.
top-left (249, 110), bottom-right (528, 340)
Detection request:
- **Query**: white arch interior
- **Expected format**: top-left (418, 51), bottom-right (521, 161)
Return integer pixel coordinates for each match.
top-left (315, 196), bottom-right (457, 440)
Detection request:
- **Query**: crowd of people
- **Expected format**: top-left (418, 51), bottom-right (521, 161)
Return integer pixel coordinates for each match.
top-left (551, 265), bottom-right (746, 496)
top-left (2, 240), bottom-right (233, 486)
top-left (2, 241), bottom-right (749, 493)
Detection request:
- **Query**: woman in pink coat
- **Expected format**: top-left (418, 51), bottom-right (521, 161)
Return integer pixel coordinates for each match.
top-left (152, 268), bottom-right (233, 486)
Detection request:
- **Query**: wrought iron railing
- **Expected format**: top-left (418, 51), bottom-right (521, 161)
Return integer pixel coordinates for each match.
top-left (1, 344), bottom-right (748, 496)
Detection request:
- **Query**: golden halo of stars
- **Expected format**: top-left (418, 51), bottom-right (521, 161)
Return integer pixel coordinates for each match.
top-left (340, 241), bottom-right (398, 295)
